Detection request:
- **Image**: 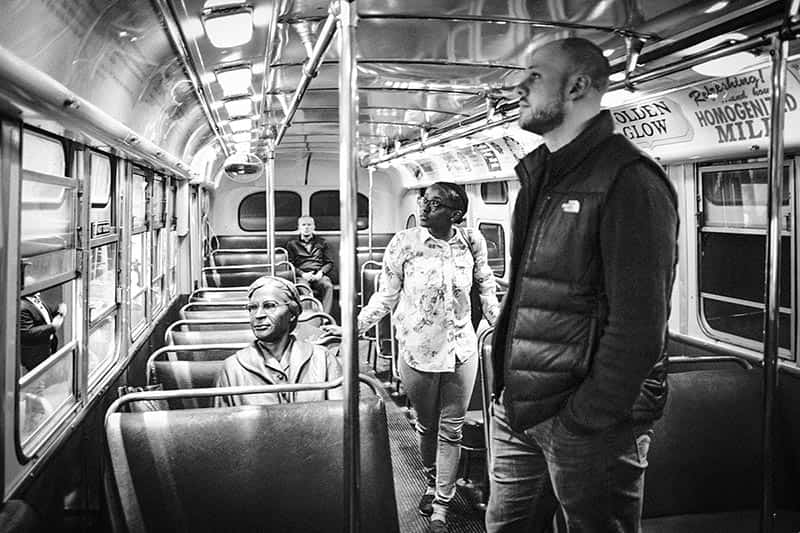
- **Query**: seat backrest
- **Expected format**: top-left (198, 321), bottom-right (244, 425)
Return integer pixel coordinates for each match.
top-left (180, 303), bottom-right (248, 321)
top-left (105, 398), bottom-right (399, 533)
top-left (211, 251), bottom-right (270, 267)
top-left (166, 321), bottom-right (254, 345)
top-left (294, 312), bottom-right (334, 343)
top-left (149, 360), bottom-right (226, 408)
top-left (300, 295), bottom-right (323, 313)
top-left (643, 366), bottom-right (773, 517)
top-left (189, 289), bottom-right (248, 303)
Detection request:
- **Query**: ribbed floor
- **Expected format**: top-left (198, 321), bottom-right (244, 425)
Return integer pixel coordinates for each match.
top-left (359, 338), bottom-right (484, 533)
top-left (383, 398), bottom-right (486, 533)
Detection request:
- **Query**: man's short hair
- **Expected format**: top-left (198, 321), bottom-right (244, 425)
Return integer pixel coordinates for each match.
top-left (554, 38), bottom-right (611, 94)
top-left (298, 216), bottom-right (315, 224)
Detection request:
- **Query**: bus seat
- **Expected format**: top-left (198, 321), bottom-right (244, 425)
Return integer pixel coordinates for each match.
top-left (0, 500), bottom-right (39, 533)
top-left (149, 360), bottom-right (225, 408)
top-left (294, 312), bottom-right (335, 343)
top-left (642, 366), bottom-right (799, 531)
top-left (300, 295), bottom-right (323, 313)
top-left (189, 289), bottom-right (248, 303)
top-left (105, 399), bottom-right (399, 533)
top-left (180, 302), bottom-right (248, 321)
top-left (166, 321), bottom-right (254, 345)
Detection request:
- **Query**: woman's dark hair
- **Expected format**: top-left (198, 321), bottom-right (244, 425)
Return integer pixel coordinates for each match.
top-left (430, 181), bottom-right (468, 223)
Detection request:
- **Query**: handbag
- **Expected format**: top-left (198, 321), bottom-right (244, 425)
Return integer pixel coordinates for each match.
top-left (458, 227), bottom-right (484, 330)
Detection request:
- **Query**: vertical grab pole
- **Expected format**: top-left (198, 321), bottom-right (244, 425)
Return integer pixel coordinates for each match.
top-left (265, 149), bottom-right (276, 275)
top-left (337, 1), bottom-right (360, 532)
top-left (760, 33), bottom-right (788, 533)
top-left (368, 166), bottom-right (374, 261)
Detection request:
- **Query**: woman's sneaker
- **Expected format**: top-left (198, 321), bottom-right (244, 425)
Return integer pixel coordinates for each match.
top-left (428, 519), bottom-right (448, 533)
top-left (418, 493), bottom-right (435, 516)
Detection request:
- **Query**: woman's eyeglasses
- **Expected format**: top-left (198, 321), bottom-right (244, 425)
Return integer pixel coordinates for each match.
top-left (417, 196), bottom-right (455, 210)
top-left (246, 301), bottom-right (288, 314)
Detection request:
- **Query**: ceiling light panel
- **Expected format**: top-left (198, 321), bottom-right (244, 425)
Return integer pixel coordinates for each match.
top-left (229, 117), bottom-right (253, 133)
top-left (216, 65), bottom-right (252, 96)
top-left (203, 7), bottom-right (254, 48)
top-left (224, 97), bottom-right (253, 117)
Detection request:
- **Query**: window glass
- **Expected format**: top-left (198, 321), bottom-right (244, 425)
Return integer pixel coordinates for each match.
top-left (131, 173), bottom-right (147, 229)
top-left (480, 182), bottom-right (508, 204)
top-left (702, 166), bottom-right (791, 230)
top-left (478, 223), bottom-right (506, 277)
top-left (239, 191), bottom-right (302, 231)
top-left (130, 233), bottom-right (148, 333)
top-left (698, 163), bottom-right (793, 355)
top-left (310, 190), bottom-right (369, 230)
top-left (88, 315), bottom-right (117, 378)
top-left (151, 229), bottom-right (166, 313)
top-left (405, 214), bottom-right (417, 229)
top-left (152, 178), bottom-right (165, 227)
top-left (19, 351), bottom-right (73, 447)
top-left (169, 230), bottom-right (178, 297)
top-left (89, 244), bottom-right (116, 322)
top-left (18, 279), bottom-right (76, 449)
top-left (90, 153), bottom-right (113, 238)
top-left (22, 131), bottom-right (65, 176)
top-left (20, 178), bottom-right (77, 284)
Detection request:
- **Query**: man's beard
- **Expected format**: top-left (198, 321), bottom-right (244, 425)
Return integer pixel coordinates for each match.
top-left (519, 96), bottom-right (566, 135)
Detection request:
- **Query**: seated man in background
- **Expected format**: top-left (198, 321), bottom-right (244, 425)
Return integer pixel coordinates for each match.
top-left (286, 216), bottom-right (334, 313)
top-left (214, 276), bottom-right (342, 406)
top-left (20, 282), bottom-right (67, 373)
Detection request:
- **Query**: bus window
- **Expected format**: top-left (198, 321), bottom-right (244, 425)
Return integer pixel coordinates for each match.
top-left (168, 181), bottom-right (178, 298)
top-left (480, 182), bottom-right (508, 204)
top-left (88, 314), bottom-right (116, 378)
top-left (130, 232), bottom-right (149, 336)
top-left (238, 191), bottom-right (302, 231)
top-left (18, 279), bottom-right (77, 452)
top-left (18, 130), bottom-right (79, 456)
top-left (478, 222), bottom-right (506, 277)
top-left (698, 163), bottom-right (793, 356)
top-left (151, 178), bottom-right (166, 314)
top-left (406, 214), bottom-right (416, 228)
top-left (131, 172), bottom-right (148, 230)
top-left (89, 244), bottom-right (116, 322)
top-left (89, 152), bottom-right (113, 237)
top-left (310, 190), bottom-right (369, 230)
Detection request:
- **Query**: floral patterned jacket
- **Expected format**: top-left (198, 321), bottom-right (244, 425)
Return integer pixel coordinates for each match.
top-left (358, 226), bottom-right (499, 372)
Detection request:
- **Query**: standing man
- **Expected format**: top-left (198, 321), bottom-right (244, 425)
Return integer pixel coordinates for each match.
top-left (486, 38), bottom-right (679, 532)
top-left (20, 290), bottom-right (67, 373)
top-left (286, 216), bottom-right (334, 313)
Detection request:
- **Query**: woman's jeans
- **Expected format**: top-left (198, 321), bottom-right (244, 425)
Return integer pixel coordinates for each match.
top-left (399, 354), bottom-right (478, 505)
top-left (486, 398), bottom-right (653, 533)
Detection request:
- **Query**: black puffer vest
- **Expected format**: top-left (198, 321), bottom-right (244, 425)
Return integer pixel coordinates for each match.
top-left (493, 112), bottom-right (672, 433)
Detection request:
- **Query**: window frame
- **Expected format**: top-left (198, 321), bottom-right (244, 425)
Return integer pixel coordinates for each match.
top-left (480, 181), bottom-right (509, 205)
top-left (309, 190), bottom-right (369, 231)
top-left (129, 167), bottom-right (150, 340)
top-left (238, 190), bottom-right (303, 232)
top-left (15, 127), bottom-right (80, 462)
top-left (477, 221), bottom-right (507, 278)
top-left (696, 160), bottom-right (795, 360)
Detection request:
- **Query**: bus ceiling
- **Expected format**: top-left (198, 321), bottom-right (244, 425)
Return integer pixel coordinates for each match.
top-left (0, 0), bottom-right (793, 175)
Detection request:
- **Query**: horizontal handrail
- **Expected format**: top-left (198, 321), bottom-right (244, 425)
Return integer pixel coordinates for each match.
top-left (106, 373), bottom-right (385, 425)
top-left (667, 355), bottom-right (754, 370)
top-left (668, 330), bottom-right (760, 365)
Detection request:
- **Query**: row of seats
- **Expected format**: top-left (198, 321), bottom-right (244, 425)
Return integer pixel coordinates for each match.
top-left (106, 279), bottom-right (400, 532)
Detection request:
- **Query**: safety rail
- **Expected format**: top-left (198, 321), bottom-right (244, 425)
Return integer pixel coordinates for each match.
top-left (476, 327), bottom-right (494, 465)
top-left (107, 374), bottom-right (386, 421)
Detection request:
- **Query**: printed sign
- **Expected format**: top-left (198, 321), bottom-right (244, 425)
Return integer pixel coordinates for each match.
top-left (611, 59), bottom-right (800, 162)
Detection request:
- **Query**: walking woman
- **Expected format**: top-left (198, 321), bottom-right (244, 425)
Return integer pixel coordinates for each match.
top-left (324, 181), bottom-right (499, 532)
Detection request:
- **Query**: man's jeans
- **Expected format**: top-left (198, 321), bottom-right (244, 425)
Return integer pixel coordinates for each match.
top-left (486, 399), bottom-right (653, 532)
top-left (399, 355), bottom-right (478, 505)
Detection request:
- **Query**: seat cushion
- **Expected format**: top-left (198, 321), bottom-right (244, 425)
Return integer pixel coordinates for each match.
top-left (643, 510), bottom-right (800, 533)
